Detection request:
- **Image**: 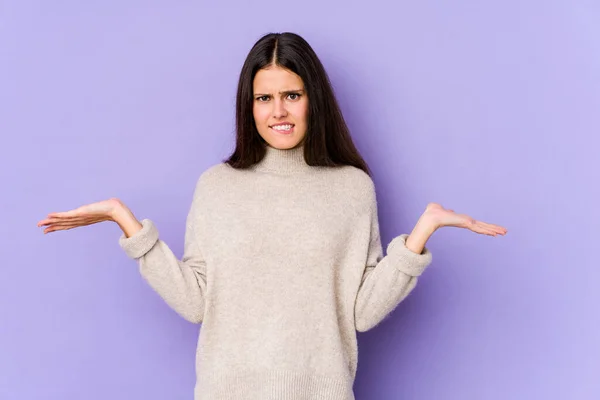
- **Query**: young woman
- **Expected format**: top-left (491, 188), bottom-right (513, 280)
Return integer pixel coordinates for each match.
top-left (37, 32), bottom-right (507, 400)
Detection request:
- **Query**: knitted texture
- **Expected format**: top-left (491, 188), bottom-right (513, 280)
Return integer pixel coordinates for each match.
top-left (119, 144), bottom-right (433, 399)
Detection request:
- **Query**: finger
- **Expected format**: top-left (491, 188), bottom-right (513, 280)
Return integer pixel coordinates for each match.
top-left (47, 209), bottom-right (81, 218)
top-left (40, 218), bottom-right (103, 233)
top-left (471, 227), bottom-right (492, 236)
top-left (43, 225), bottom-right (67, 233)
top-left (476, 221), bottom-right (507, 234)
top-left (476, 220), bottom-right (500, 229)
top-left (38, 217), bottom-right (76, 227)
top-left (43, 223), bottom-right (86, 233)
top-left (38, 219), bottom-right (64, 227)
top-left (39, 215), bottom-right (105, 226)
top-left (45, 219), bottom-right (100, 229)
top-left (473, 222), bottom-right (500, 236)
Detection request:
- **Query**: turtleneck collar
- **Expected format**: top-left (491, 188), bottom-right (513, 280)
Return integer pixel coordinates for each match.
top-left (253, 144), bottom-right (314, 174)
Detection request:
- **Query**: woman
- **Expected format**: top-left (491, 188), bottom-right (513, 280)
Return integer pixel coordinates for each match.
top-left (37, 32), bottom-right (507, 400)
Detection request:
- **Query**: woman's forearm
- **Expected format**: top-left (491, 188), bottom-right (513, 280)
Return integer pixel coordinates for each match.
top-left (405, 214), bottom-right (437, 254)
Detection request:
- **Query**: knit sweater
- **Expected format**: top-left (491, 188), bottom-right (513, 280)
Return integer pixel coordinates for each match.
top-left (118, 144), bottom-right (433, 400)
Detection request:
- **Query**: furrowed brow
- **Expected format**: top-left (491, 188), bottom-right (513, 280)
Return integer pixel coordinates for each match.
top-left (254, 89), bottom-right (305, 96)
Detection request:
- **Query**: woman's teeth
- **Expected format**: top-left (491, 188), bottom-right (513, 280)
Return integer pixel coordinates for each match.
top-left (272, 124), bottom-right (293, 131)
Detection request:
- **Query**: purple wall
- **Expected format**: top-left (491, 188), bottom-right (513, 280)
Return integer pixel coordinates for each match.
top-left (2, 1), bottom-right (599, 399)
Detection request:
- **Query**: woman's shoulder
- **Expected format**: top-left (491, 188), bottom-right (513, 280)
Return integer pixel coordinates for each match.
top-left (188, 163), bottom-right (232, 197)
top-left (198, 162), bottom-right (230, 181)
top-left (333, 165), bottom-right (376, 194)
top-left (326, 165), bottom-right (377, 213)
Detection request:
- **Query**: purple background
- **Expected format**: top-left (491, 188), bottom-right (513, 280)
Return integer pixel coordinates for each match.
top-left (2, 1), bottom-right (599, 399)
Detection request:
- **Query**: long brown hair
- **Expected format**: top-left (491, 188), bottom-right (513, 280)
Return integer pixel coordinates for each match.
top-left (223, 32), bottom-right (371, 176)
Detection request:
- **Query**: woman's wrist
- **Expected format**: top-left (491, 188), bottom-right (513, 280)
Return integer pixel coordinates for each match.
top-left (109, 199), bottom-right (143, 238)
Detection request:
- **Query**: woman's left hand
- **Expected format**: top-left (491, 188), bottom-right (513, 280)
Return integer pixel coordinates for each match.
top-left (422, 202), bottom-right (507, 237)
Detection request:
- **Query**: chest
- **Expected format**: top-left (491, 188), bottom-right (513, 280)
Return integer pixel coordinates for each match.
top-left (198, 178), bottom-right (362, 266)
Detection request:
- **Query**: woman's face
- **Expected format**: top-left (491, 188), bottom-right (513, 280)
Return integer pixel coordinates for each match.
top-left (252, 65), bottom-right (308, 150)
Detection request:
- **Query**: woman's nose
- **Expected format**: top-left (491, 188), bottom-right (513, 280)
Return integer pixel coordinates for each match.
top-left (272, 99), bottom-right (288, 118)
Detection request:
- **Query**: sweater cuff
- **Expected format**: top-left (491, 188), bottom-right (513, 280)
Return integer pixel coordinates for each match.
top-left (386, 234), bottom-right (433, 277)
top-left (118, 218), bottom-right (159, 259)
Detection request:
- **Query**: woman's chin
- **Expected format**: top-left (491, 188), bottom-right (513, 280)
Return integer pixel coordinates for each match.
top-left (264, 134), bottom-right (305, 150)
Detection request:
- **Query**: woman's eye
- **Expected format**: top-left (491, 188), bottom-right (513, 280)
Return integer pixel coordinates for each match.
top-left (256, 93), bottom-right (300, 102)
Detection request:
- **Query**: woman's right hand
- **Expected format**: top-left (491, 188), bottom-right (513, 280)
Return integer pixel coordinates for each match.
top-left (37, 198), bottom-right (125, 234)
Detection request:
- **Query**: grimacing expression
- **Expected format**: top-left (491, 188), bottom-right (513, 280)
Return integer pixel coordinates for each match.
top-left (252, 65), bottom-right (308, 150)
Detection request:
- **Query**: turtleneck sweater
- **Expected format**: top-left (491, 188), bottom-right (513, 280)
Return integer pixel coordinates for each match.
top-left (118, 144), bottom-right (433, 400)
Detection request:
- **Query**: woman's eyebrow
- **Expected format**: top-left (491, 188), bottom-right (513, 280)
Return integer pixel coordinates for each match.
top-left (254, 89), bottom-right (305, 96)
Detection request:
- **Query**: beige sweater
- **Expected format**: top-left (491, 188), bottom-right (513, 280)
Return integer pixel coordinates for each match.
top-left (118, 144), bottom-right (433, 400)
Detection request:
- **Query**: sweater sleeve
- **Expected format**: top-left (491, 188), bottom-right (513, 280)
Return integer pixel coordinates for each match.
top-left (354, 187), bottom-right (433, 332)
top-left (118, 180), bottom-right (207, 324)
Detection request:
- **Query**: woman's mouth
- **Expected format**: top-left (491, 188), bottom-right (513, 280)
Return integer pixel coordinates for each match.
top-left (270, 124), bottom-right (295, 135)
